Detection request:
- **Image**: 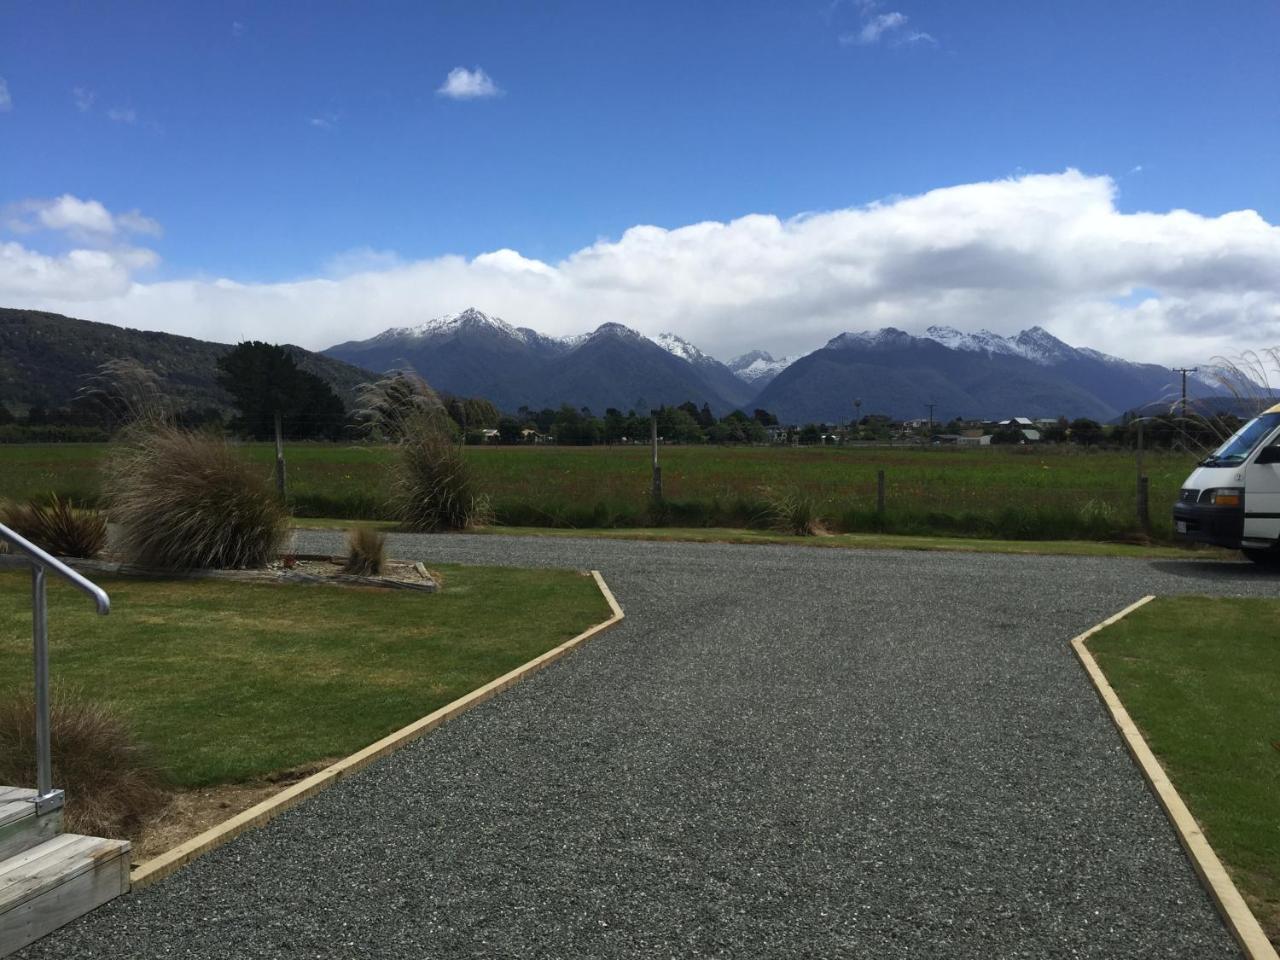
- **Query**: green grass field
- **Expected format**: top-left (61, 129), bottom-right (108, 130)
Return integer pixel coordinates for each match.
top-left (0, 441), bottom-right (1200, 541)
top-left (1088, 598), bottom-right (1280, 943)
top-left (0, 566), bottom-right (610, 787)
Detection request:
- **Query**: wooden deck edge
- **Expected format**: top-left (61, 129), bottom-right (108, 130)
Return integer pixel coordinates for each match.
top-left (1071, 595), bottom-right (1278, 960)
top-left (129, 569), bottom-right (624, 891)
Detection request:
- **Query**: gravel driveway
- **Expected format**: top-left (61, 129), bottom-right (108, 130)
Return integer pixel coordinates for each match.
top-left (21, 535), bottom-right (1278, 959)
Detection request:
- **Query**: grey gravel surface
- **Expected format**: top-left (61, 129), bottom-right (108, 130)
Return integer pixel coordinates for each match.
top-left (22, 535), bottom-right (1279, 959)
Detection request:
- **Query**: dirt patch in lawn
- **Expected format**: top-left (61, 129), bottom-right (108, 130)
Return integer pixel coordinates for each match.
top-left (132, 759), bottom-right (339, 864)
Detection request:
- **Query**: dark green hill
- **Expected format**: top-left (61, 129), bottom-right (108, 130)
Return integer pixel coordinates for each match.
top-left (0, 308), bottom-right (375, 414)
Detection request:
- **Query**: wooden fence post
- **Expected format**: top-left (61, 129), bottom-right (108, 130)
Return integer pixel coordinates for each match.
top-left (273, 410), bottom-right (287, 499)
top-left (876, 469), bottom-right (885, 514)
top-left (650, 413), bottom-right (662, 502)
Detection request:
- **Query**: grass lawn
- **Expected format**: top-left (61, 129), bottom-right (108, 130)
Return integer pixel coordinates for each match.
top-left (0, 565), bottom-right (611, 787)
top-left (1087, 597), bottom-right (1280, 943)
top-left (1, 441), bottom-right (1201, 541)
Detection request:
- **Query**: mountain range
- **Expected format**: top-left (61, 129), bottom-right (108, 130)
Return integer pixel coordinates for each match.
top-left (324, 308), bottom-right (1208, 422)
top-left (0, 305), bottom-right (1213, 425)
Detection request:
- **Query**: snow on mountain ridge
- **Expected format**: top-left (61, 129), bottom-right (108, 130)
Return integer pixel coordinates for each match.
top-left (826, 328), bottom-right (916, 350)
top-left (728, 350), bottom-right (800, 385)
top-left (656, 332), bottom-right (716, 366)
top-left (376, 307), bottom-right (522, 343)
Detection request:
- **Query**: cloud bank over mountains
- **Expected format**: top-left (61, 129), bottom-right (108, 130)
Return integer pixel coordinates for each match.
top-left (2, 170), bottom-right (1278, 367)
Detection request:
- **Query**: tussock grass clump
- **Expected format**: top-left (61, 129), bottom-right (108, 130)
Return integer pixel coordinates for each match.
top-left (344, 526), bottom-right (386, 575)
top-left (0, 495), bottom-right (108, 558)
top-left (0, 689), bottom-right (168, 838)
top-left (103, 425), bottom-right (288, 570)
top-left (393, 429), bottom-right (485, 531)
top-left (759, 487), bottom-right (821, 536)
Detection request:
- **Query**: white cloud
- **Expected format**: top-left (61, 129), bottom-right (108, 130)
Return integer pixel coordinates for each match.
top-left (115, 210), bottom-right (163, 236)
top-left (309, 112), bottom-right (339, 130)
top-left (0, 243), bottom-right (156, 301)
top-left (852, 11), bottom-right (907, 44)
top-left (72, 86), bottom-right (96, 112)
top-left (0, 77), bottom-right (11, 112)
top-left (436, 66), bottom-right (501, 100)
top-left (3, 172), bottom-right (1280, 368)
top-left (898, 31), bottom-right (936, 47)
top-left (107, 106), bottom-right (137, 124)
top-left (231, 20), bottom-right (245, 37)
top-left (5, 195), bottom-right (161, 241)
top-left (37, 196), bottom-right (116, 235)
top-left (838, 5), bottom-right (934, 48)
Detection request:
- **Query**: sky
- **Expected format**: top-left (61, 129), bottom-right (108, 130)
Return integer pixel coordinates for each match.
top-left (2, 0), bottom-right (1279, 366)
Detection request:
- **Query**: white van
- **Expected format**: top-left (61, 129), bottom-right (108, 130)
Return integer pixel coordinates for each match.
top-left (1173, 403), bottom-right (1280, 564)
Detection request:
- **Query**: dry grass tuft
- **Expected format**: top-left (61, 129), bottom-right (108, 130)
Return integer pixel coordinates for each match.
top-left (759, 486), bottom-right (821, 536)
top-left (344, 526), bottom-right (386, 575)
top-left (0, 495), bottom-right (108, 558)
top-left (103, 424), bottom-right (289, 570)
top-left (0, 688), bottom-right (169, 838)
top-left (393, 427), bottom-right (485, 532)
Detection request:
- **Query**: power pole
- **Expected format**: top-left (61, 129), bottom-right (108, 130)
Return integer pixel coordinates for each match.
top-left (925, 401), bottom-right (937, 436)
top-left (1173, 368), bottom-right (1198, 418)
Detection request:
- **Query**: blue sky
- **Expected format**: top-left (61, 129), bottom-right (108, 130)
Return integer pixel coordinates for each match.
top-left (2, 0), bottom-right (1279, 362)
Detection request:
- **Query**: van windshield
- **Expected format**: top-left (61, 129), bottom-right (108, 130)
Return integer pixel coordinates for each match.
top-left (1200, 412), bottom-right (1280, 466)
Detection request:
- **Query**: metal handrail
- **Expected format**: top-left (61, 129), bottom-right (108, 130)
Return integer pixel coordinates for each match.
top-left (0, 522), bottom-right (110, 814)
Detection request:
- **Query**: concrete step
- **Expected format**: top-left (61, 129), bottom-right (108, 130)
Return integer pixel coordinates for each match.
top-left (0, 834), bottom-right (131, 958)
top-left (0, 789), bottom-right (61, 863)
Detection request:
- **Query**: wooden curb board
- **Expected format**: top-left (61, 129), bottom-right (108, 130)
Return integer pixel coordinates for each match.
top-left (130, 569), bottom-right (624, 890)
top-left (1071, 595), bottom-right (1278, 960)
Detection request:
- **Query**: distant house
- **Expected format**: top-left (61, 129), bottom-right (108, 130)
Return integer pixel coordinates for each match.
top-left (998, 417), bottom-right (1036, 428)
top-left (957, 433), bottom-right (992, 446)
top-left (1020, 429), bottom-right (1042, 442)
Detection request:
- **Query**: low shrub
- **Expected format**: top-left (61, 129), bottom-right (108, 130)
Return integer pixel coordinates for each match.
top-left (759, 487), bottom-right (821, 536)
top-left (344, 526), bottom-right (386, 575)
top-left (393, 428), bottom-right (485, 531)
top-left (103, 425), bottom-right (289, 569)
top-left (0, 688), bottom-right (168, 838)
top-left (0, 495), bottom-right (107, 558)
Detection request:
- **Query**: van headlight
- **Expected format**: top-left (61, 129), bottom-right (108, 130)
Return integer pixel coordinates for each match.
top-left (1205, 488), bottom-right (1244, 507)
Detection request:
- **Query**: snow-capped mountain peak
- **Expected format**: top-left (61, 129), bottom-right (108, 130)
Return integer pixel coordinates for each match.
top-left (728, 350), bottom-right (799, 386)
top-left (378, 307), bottom-right (522, 343)
top-left (1010, 326), bottom-right (1075, 365)
top-left (585, 322), bottom-right (648, 344)
top-left (656, 332), bottom-right (715, 366)
top-left (923, 325), bottom-right (1021, 357)
top-left (826, 328), bottom-right (916, 351)
top-left (917, 324), bottom-right (1082, 366)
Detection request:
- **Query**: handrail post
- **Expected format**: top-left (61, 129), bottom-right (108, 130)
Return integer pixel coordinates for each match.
top-left (30, 564), bottom-right (63, 814)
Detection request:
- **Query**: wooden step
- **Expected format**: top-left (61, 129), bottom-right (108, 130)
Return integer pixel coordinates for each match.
top-left (0, 789), bottom-right (61, 863)
top-left (0, 834), bottom-right (130, 958)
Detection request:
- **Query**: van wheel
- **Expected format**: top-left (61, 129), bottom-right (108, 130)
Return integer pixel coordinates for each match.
top-left (1242, 547), bottom-right (1280, 566)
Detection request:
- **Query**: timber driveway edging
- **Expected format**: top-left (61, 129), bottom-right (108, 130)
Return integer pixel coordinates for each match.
top-left (128, 569), bottom-right (624, 891)
top-left (1072, 595), bottom-right (1279, 960)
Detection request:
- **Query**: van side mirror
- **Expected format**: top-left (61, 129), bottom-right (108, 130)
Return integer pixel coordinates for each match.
top-left (1256, 445), bottom-right (1280, 465)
